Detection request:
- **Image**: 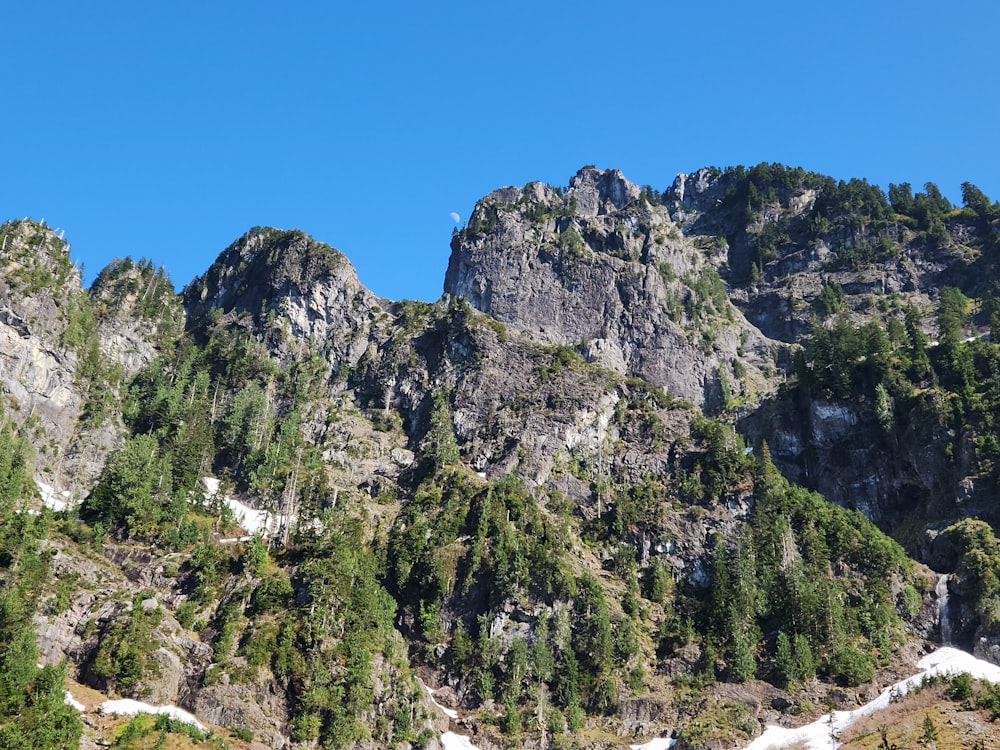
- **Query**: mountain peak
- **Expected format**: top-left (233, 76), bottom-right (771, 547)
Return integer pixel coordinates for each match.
top-left (182, 226), bottom-right (384, 370)
top-left (567, 165), bottom-right (640, 215)
top-left (444, 167), bottom-right (784, 409)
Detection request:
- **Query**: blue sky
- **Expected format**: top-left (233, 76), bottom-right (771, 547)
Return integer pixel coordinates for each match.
top-left (3, 1), bottom-right (998, 302)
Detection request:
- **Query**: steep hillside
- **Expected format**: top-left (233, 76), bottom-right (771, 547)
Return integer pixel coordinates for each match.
top-left (0, 220), bottom-right (176, 497)
top-left (3, 163), bottom-right (1000, 750)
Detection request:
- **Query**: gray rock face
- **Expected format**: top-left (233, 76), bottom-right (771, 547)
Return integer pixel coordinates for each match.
top-left (0, 220), bottom-right (89, 489)
top-left (444, 167), bottom-right (785, 409)
top-left (184, 228), bottom-right (389, 375)
top-left (664, 166), bottom-right (968, 343)
top-left (0, 223), bottom-right (180, 496)
top-left (192, 682), bottom-right (288, 746)
top-left (89, 257), bottom-right (183, 376)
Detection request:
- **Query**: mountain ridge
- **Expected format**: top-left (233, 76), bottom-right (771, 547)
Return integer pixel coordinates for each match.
top-left (3, 162), bottom-right (1000, 749)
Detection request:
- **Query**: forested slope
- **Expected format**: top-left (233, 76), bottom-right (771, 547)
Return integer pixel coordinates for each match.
top-left (1, 162), bottom-right (1000, 749)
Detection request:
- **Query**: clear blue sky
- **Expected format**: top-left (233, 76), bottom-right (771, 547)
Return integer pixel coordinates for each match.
top-left (3, 1), bottom-right (998, 302)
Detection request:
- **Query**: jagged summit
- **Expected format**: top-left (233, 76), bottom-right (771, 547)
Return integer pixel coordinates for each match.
top-left (183, 227), bottom-right (387, 369)
top-left (445, 166), bottom-right (785, 409)
top-left (183, 227), bottom-right (354, 313)
top-left (3, 163), bottom-right (1000, 750)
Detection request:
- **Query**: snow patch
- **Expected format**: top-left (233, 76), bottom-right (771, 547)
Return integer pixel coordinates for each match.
top-left (441, 732), bottom-right (480, 750)
top-left (36, 480), bottom-right (71, 512)
top-left (64, 690), bottom-right (85, 711)
top-left (201, 477), bottom-right (286, 538)
top-left (98, 699), bottom-right (206, 731)
top-left (741, 646), bottom-right (1000, 750)
top-left (420, 680), bottom-right (458, 720)
top-left (631, 739), bottom-right (676, 750)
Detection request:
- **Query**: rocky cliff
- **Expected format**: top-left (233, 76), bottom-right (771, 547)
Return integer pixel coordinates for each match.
top-left (445, 167), bottom-right (787, 411)
top-left (5, 162), bottom-right (1000, 750)
top-left (183, 227), bottom-right (390, 376)
top-left (0, 220), bottom-right (89, 482)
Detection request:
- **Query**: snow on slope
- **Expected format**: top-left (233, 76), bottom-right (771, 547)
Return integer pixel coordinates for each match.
top-left (64, 691), bottom-right (85, 711)
top-left (36, 480), bottom-right (71, 512)
top-left (421, 680), bottom-right (459, 719)
top-left (201, 477), bottom-right (286, 537)
top-left (631, 739), bottom-right (676, 749)
top-left (98, 699), bottom-right (206, 731)
top-left (441, 732), bottom-right (480, 750)
top-left (742, 646), bottom-right (1000, 750)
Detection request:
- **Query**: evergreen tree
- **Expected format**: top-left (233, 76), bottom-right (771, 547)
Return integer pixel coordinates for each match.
top-left (421, 392), bottom-right (460, 472)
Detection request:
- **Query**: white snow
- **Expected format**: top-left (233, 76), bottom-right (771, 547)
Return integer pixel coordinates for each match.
top-left (441, 732), bottom-right (481, 750)
top-left (631, 739), bottom-right (676, 750)
top-left (420, 680), bottom-right (459, 719)
top-left (64, 691), bottom-right (85, 711)
top-left (201, 477), bottom-right (286, 538)
top-left (98, 699), bottom-right (206, 731)
top-left (36, 480), bottom-right (71, 512)
top-left (741, 646), bottom-right (1000, 750)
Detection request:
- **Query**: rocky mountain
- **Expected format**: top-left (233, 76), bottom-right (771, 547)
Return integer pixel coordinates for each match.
top-left (445, 167), bottom-right (786, 412)
top-left (0, 220), bottom-right (173, 498)
top-left (3, 164), bottom-right (1000, 750)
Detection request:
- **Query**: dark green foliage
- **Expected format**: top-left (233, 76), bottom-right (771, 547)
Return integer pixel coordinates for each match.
top-left (640, 185), bottom-right (663, 205)
top-left (976, 678), bottom-right (1000, 721)
top-left (0, 659), bottom-right (82, 750)
top-left (109, 713), bottom-right (220, 749)
top-left (797, 301), bottom-right (1000, 484)
top-left (91, 595), bottom-right (164, 692)
top-left (186, 542), bottom-right (230, 603)
top-left (283, 516), bottom-right (400, 748)
top-left (0, 220), bottom-right (76, 295)
top-left (387, 470), bottom-right (657, 723)
top-left (90, 257), bottom-right (180, 332)
top-left (940, 520), bottom-right (1000, 634)
top-left (420, 392), bottom-right (460, 474)
top-left (83, 434), bottom-right (180, 538)
top-left (464, 201), bottom-right (501, 236)
top-left (693, 448), bottom-right (912, 687)
top-left (817, 280), bottom-right (845, 316)
top-left (888, 182), bottom-right (914, 215)
top-left (831, 645), bottom-right (874, 686)
top-left (800, 316), bottom-right (893, 400)
top-left (717, 163), bottom-right (900, 273)
top-left (249, 573), bottom-right (293, 617)
top-left (573, 573), bottom-right (612, 674)
top-left (888, 181), bottom-right (954, 243)
top-left (0, 410), bottom-right (82, 748)
top-left (391, 472), bottom-right (573, 615)
top-left (558, 226), bottom-right (587, 260)
top-left (937, 287), bottom-right (970, 349)
top-left (0, 417), bottom-right (30, 513)
top-left (948, 671), bottom-right (974, 703)
top-left (920, 713), bottom-right (938, 743)
top-left (686, 418), bottom-right (751, 503)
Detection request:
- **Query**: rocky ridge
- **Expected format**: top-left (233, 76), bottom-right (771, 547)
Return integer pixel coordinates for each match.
top-left (5, 163), bottom-right (1000, 750)
top-left (445, 167), bottom-right (787, 411)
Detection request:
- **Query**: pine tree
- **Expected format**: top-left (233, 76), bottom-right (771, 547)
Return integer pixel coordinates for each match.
top-left (920, 713), bottom-right (938, 745)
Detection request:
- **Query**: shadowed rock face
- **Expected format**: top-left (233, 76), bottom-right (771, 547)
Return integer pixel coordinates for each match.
top-left (183, 227), bottom-right (390, 374)
top-left (445, 167), bottom-right (786, 409)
